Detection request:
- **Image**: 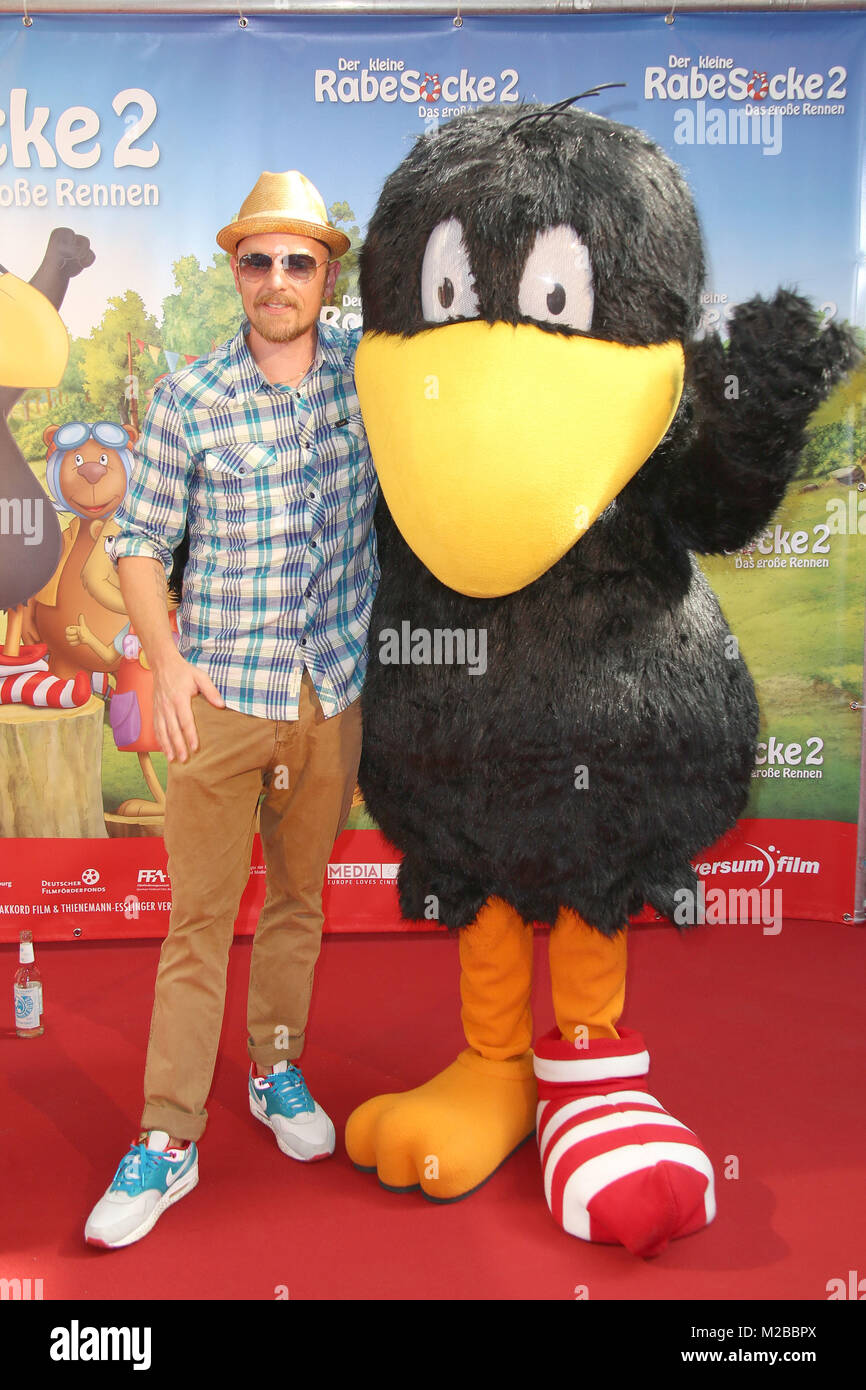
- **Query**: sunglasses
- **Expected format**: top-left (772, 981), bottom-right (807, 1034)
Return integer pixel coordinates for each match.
top-left (236, 251), bottom-right (332, 284)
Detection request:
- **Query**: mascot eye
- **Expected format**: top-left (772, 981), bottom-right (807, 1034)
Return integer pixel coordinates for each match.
top-left (74, 452), bottom-right (84, 467)
top-left (517, 226), bottom-right (594, 331)
top-left (99, 452), bottom-right (109, 466)
top-left (420, 218), bottom-right (480, 323)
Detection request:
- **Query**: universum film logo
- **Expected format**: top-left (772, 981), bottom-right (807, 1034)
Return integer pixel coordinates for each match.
top-left (645, 51), bottom-right (848, 156)
top-left (674, 842), bottom-right (819, 934)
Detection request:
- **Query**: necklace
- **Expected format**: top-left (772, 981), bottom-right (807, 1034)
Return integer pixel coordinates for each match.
top-left (281, 356), bottom-right (313, 388)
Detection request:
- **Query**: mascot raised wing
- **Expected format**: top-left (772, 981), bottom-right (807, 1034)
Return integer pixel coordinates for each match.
top-left (347, 100), bottom-right (857, 1256)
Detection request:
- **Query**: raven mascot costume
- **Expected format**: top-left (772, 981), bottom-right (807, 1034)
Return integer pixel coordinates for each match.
top-left (346, 100), bottom-right (857, 1255)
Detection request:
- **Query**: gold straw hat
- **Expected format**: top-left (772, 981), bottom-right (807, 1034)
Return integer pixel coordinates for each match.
top-left (216, 170), bottom-right (350, 257)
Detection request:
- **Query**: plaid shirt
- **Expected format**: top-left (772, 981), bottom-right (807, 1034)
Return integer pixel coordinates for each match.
top-left (107, 319), bottom-right (379, 720)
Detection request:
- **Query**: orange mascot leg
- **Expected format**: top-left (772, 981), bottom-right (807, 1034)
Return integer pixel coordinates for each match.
top-left (549, 906), bottom-right (627, 1044)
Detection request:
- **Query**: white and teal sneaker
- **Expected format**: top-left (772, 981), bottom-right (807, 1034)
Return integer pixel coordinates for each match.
top-left (84, 1132), bottom-right (198, 1249)
top-left (248, 1061), bottom-right (335, 1162)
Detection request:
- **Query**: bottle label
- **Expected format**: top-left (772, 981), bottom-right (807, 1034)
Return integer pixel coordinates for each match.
top-left (15, 984), bottom-right (41, 1028)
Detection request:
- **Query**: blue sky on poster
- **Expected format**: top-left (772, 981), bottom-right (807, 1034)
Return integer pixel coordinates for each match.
top-left (0, 10), bottom-right (863, 343)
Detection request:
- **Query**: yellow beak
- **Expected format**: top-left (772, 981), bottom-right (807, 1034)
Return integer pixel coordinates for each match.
top-left (356, 321), bottom-right (684, 598)
top-left (0, 273), bottom-right (69, 388)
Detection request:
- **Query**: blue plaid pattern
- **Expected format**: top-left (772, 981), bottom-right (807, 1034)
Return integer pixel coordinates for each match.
top-left (107, 320), bottom-right (379, 720)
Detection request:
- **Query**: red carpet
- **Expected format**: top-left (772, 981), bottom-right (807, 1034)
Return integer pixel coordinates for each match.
top-left (1, 918), bottom-right (864, 1301)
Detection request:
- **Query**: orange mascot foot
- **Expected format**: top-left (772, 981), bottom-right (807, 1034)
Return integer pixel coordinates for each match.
top-left (345, 1047), bottom-right (536, 1200)
top-left (533, 1027), bottom-right (715, 1256)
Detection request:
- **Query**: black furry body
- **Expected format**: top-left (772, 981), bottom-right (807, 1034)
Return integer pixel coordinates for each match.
top-left (361, 502), bottom-right (757, 935)
top-left (357, 105), bottom-right (858, 936)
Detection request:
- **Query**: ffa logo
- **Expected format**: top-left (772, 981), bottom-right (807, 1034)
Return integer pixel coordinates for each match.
top-left (747, 70), bottom-right (769, 100)
top-left (419, 73), bottom-right (442, 103)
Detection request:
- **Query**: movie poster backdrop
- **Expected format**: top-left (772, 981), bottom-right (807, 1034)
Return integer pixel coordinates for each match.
top-left (0, 10), bottom-right (864, 939)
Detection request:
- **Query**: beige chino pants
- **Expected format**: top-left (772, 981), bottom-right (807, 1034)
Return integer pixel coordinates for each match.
top-left (140, 669), bottom-right (362, 1141)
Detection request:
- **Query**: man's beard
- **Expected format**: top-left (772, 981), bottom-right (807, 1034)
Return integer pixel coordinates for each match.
top-left (249, 294), bottom-right (310, 342)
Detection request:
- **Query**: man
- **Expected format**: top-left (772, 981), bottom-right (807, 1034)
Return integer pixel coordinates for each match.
top-left (84, 171), bottom-right (378, 1248)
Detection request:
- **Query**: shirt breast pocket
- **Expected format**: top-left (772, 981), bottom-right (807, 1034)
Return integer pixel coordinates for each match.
top-left (320, 409), bottom-right (365, 480)
top-left (335, 409), bottom-right (365, 438)
top-left (201, 442), bottom-right (276, 479)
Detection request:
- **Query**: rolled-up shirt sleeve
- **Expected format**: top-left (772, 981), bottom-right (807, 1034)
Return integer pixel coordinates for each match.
top-left (106, 377), bottom-right (192, 577)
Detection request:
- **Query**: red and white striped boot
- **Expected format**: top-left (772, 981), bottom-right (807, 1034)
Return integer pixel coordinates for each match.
top-left (534, 1026), bottom-right (715, 1257)
top-left (0, 645), bottom-right (91, 708)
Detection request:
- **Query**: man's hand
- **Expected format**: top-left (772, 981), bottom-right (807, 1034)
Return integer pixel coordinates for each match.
top-left (151, 647), bottom-right (225, 763)
top-left (114, 555), bottom-right (223, 762)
